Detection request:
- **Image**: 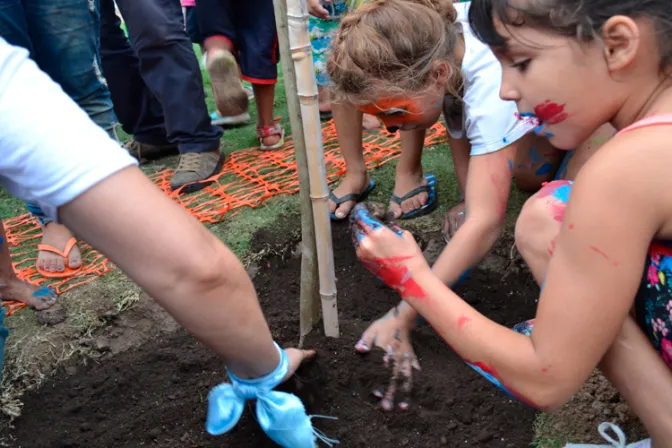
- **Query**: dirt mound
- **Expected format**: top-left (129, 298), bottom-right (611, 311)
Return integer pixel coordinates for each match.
top-left (3, 223), bottom-right (542, 447)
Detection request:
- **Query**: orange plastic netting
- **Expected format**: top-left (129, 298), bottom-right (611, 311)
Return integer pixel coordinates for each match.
top-left (2, 120), bottom-right (448, 315)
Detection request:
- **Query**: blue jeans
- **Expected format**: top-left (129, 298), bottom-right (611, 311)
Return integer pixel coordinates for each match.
top-left (0, 0), bottom-right (117, 226)
top-left (100, 0), bottom-right (222, 153)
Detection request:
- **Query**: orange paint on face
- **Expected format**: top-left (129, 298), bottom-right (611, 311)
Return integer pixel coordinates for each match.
top-left (357, 97), bottom-right (426, 128)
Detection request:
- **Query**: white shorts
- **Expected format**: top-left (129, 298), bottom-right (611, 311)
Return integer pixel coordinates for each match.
top-left (449, 2), bottom-right (534, 156)
top-left (0, 39), bottom-right (137, 222)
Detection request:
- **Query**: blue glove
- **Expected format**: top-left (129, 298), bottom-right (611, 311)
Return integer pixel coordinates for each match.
top-left (206, 342), bottom-right (338, 448)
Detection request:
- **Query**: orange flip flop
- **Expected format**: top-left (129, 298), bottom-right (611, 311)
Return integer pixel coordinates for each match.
top-left (36, 237), bottom-right (82, 279)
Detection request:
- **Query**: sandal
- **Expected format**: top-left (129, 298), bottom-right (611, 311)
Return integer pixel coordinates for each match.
top-left (257, 122), bottom-right (285, 151)
top-left (329, 178), bottom-right (376, 221)
top-left (36, 237), bottom-right (82, 279)
top-left (390, 174), bottom-right (438, 220)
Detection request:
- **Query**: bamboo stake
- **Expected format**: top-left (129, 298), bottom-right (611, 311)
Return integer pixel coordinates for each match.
top-left (284, 0), bottom-right (340, 337)
top-left (273, 0), bottom-right (321, 342)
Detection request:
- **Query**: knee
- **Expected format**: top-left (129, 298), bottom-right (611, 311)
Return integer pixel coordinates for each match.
top-left (515, 194), bottom-right (554, 261)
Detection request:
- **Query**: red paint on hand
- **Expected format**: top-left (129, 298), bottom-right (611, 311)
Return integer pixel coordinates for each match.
top-left (568, 223), bottom-right (575, 230)
top-left (362, 256), bottom-right (426, 300)
top-left (534, 101), bottom-right (568, 125)
top-left (549, 202), bottom-right (566, 222)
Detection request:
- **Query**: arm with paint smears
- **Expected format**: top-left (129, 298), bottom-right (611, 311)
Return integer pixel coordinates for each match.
top-left (356, 146), bottom-right (660, 410)
top-left (432, 145), bottom-right (515, 285)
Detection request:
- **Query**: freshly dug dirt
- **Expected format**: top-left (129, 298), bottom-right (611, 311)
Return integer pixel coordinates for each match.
top-left (3, 222), bottom-right (544, 447)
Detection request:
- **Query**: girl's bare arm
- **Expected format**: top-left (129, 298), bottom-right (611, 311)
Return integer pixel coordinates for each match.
top-left (356, 140), bottom-right (661, 409)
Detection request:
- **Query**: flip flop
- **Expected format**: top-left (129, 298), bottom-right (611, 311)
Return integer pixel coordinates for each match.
top-left (36, 237), bottom-right (82, 279)
top-left (390, 174), bottom-right (438, 220)
top-left (329, 178), bottom-right (376, 221)
top-left (320, 111), bottom-right (333, 121)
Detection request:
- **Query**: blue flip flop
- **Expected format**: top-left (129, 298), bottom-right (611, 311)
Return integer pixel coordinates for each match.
top-left (329, 178), bottom-right (376, 220)
top-left (390, 173), bottom-right (438, 220)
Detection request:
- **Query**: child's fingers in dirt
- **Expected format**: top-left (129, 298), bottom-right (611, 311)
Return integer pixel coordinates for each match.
top-left (397, 353), bottom-right (414, 410)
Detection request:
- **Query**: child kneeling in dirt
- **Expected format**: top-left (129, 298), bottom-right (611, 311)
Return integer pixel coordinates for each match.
top-left (351, 0), bottom-right (672, 446)
top-left (0, 38), bottom-right (318, 447)
top-left (327, 0), bottom-right (614, 410)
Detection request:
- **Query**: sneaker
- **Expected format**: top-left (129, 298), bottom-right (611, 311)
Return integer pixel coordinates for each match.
top-left (210, 111), bottom-right (250, 126)
top-left (205, 48), bottom-right (249, 117)
top-left (170, 148), bottom-right (225, 193)
top-left (124, 139), bottom-right (179, 163)
top-left (565, 423), bottom-right (651, 448)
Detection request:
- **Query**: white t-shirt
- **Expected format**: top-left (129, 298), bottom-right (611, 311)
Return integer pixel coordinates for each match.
top-left (0, 38), bottom-right (137, 222)
top-left (447, 2), bottom-right (533, 156)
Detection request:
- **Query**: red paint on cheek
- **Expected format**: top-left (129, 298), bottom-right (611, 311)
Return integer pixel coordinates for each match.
top-left (568, 223), bottom-right (575, 230)
top-left (457, 315), bottom-right (472, 331)
top-left (541, 365), bottom-right (551, 373)
top-left (534, 101), bottom-right (568, 125)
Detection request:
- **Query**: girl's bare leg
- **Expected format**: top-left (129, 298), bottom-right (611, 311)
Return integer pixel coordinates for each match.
top-left (329, 102), bottom-right (369, 219)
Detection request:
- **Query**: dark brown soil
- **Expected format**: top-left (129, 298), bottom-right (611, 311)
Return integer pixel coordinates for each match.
top-left (3, 222), bottom-right (541, 448)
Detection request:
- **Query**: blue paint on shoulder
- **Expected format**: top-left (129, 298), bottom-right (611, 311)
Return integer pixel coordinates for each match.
top-left (507, 160), bottom-right (513, 172)
top-left (535, 162), bottom-right (554, 176)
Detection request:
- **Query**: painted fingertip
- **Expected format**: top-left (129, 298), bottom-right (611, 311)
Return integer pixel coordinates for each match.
top-left (398, 402), bottom-right (409, 411)
top-left (381, 399), bottom-right (393, 411)
top-left (336, 212), bottom-right (345, 219)
top-left (355, 341), bottom-right (370, 352)
top-left (373, 389), bottom-right (384, 398)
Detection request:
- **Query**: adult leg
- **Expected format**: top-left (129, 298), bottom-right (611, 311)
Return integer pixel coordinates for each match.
top-left (99, 0), bottom-right (177, 159)
top-left (115, 0), bottom-right (224, 191)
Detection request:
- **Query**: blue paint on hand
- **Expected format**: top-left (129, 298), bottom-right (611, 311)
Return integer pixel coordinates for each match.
top-left (507, 160), bottom-right (513, 172)
top-left (535, 162), bottom-right (554, 176)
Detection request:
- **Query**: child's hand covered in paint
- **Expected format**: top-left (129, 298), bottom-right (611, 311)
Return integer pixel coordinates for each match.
top-left (350, 202), bottom-right (429, 299)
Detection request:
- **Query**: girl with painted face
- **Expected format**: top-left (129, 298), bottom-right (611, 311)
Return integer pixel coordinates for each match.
top-left (351, 0), bottom-right (672, 445)
top-left (327, 0), bottom-right (613, 412)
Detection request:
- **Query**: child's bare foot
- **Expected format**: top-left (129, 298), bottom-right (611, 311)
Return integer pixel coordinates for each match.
top-left (362, 113), bottom-right (381, 130)
top-left (329, 171), bottom-right (372, 219)
top-left (0, 278), bottom-right (56, 310)
top-left (389, 171), bottom-right (429, 219)
top-left (37, 223), bottom-right (82, 275)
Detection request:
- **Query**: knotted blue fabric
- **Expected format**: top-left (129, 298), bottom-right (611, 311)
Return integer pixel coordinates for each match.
top-left (206, 343), bottom-right (327, 448)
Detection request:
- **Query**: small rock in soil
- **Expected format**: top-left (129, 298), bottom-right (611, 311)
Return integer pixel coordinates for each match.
top-left (440, 435), bottom-right (448, 445)
top-left (95, 338), bottom-right (111, 352)
top-left (79, 422), bottom-right (91, 432)
top-left (446, 421), bottom-right (457, 430)
top-left (475, 430), bottom-right (493, 442)
top-left (36, 305), bottom-right (68, 326)
top-left (148, 428), bottom-right (162, 439)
